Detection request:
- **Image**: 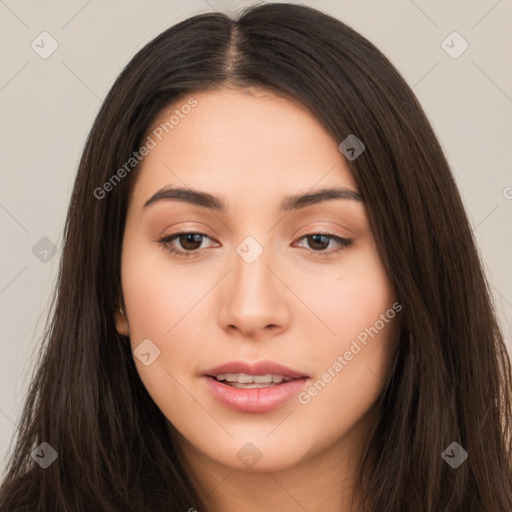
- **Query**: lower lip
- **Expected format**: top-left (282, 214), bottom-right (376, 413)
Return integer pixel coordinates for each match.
top-left (203, 376), bottom-right (309, 413)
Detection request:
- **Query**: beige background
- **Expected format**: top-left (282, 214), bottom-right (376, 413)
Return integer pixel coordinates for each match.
top-left (1, 0), bottom-right (511, 474)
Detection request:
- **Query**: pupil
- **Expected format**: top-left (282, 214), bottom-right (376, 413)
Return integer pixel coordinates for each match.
top-left (181, 233), bottom-right (202, 250)
top-left (309, 234), bottom-right (329, 250)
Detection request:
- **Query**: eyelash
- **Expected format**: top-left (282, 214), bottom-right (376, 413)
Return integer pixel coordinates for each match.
top-left (157, 230), bottom-right (353, 259)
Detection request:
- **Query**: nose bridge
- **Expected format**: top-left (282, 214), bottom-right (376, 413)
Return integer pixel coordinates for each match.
top-left (217, 234), bottom-right (289, 334)
top-left (232, 234), bottom-right (276, 306)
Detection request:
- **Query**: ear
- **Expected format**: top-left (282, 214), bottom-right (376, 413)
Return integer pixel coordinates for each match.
top-left (115, 306), bottom-right (130, 336)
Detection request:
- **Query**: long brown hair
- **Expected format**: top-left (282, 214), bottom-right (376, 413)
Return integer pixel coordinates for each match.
top-left (1, 3), bottom-right (511, 511)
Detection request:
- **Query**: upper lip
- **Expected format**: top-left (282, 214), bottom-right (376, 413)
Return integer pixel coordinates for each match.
top-left (203, 360), bottom-right (308, 379)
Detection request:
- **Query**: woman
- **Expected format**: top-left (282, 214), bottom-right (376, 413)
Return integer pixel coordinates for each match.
top-left (1, 3), bottom-right (510, 511)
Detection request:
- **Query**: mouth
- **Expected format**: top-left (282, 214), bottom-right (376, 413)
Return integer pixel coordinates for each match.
top-left (208, 373), bottom-right (298, 388)
top-left (202, 360), bottom-right (310, 412)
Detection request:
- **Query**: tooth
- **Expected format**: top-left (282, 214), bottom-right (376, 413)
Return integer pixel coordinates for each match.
top-left (215, 373), bottom-right (297, 385)
top-left (253, 374), bottom-right (273, 383)
top-left (216, 373), bottom-right (239, 382)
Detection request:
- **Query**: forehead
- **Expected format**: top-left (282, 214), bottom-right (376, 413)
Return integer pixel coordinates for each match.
top-left (130, 87), bottom-right (358, 207)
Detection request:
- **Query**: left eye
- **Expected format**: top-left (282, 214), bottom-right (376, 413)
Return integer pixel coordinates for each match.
top-left (294, 233), bottom-right (353, 254)
top-left (158, 231), bottom-right (353, 258)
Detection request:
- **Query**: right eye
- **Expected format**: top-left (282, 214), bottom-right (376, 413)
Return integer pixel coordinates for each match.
top-left (158, 230), bottom-right (216, 258)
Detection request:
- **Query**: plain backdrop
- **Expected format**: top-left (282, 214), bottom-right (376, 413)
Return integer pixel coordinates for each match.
top-left (1, 0), bottom-right (511, 475)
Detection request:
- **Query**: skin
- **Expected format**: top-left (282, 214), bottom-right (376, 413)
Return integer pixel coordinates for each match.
top-left (115, 87), bottom-right (400, 512)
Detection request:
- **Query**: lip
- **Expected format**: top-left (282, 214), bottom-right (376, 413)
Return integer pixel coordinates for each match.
top-left (203, 360), bottom-right (308, 380)
top-left (203, 376), bottom-right (309, 413)
top-left (202, 359), bottom-right (309, 413)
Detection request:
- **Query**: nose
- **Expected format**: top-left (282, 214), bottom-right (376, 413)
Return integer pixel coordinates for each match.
top-left (217, 242), bottom-right (291, 338)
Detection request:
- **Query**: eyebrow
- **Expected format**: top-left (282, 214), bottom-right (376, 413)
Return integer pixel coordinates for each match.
top-left (143, 186), bottom-right (363, 213)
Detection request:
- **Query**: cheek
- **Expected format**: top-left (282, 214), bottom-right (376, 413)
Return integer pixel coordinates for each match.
top-left (120, 233), bottom-right (202, 339)
top-left (293, 241), bottom-right (398, 408)
top-left (294, 240), bottom-right (395, 347)
top-left (119, 240), bottom-right (207, 424)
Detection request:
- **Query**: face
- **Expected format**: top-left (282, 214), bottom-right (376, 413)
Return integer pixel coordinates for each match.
top-left (116, 87), bottom-right (400, 474)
